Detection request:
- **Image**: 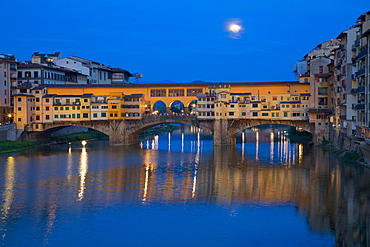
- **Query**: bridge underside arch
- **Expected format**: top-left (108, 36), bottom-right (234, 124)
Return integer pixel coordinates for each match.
top-left (128, 116), bottom-right (212, 139)
top-left (230, 119), bottom-right (314, 137)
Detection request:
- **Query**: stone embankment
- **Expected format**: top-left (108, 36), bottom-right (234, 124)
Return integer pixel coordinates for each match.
top-left (330, 128), bottom-right (370, 167)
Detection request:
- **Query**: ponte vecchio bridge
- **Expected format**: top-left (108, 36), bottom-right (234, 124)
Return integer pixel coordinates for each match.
top-left (15, 81), bottom-right (329, 145)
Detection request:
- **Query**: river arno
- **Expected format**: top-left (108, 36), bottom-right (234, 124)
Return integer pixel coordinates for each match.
top-left (0, 125), bottom-right (369, 246)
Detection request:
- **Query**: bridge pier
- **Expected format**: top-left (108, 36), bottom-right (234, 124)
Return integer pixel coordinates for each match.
top-left (109, 120), bottom-right (138, 145)
top-left (213, 119), bottom-right (236, 146)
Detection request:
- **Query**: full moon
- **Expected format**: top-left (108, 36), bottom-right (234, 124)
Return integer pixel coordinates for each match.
top-left (229, 24), bottom-right (242, 33)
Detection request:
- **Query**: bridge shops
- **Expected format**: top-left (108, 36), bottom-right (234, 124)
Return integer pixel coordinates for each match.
top-left (12, 81), bottom-right (331, 145)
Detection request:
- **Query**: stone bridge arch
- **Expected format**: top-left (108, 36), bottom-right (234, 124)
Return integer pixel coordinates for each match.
top-left (213, 119), bottom-right (315, 146)
top-left (124, 115), bottom-right (213, 144)
top-left (21, 120), bottom-right (113, 142)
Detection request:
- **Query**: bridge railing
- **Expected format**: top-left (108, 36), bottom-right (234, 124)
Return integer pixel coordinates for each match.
top-left (141, 114), bottom-right (198, 124)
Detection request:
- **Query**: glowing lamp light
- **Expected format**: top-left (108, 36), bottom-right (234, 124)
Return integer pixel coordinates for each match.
top-left (81, 140), bottom-right (87, 146)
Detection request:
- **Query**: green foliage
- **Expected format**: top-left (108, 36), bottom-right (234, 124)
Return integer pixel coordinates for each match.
top-left (287, 126), bottom-right (297, 136)
top-left (0, 141), bottom-right (40, 151)
top-left (321, 136), bottom-right (329, 146)
top-left (286, 126), bottom-right (312, 143)
top-left (140, 124), bottom-right (177, 138)
top-left (342, 151), bottom-right (364, 162)
top-left (51, 130), bottom-right (108, 142)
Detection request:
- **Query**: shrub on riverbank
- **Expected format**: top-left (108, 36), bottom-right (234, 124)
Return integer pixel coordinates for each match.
top-left (334, 149), bottom-right (365, 163)
top-left (0, 140), bottom-right (40, 151)
top-left (287, 126), bottom-right (312, 143)
top-left (51, 130), bottom-right (108, 142)
top-left (139, 124), bottom-right (177, 139)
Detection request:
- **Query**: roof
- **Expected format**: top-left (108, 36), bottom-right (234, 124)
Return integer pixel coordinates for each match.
top-left (307, 108), bottom-right (331, 113)
top-left (314, 73), bottom-right (331, 78)
top-left (32, 52), bottom-right (61, 58)
top-left (13, 94), bottom-right (35, 97)
top-left (43, 81), bottom-right (306, 88)
top-left (0, 58), bottom-right (17, 63)
top-left (125, 94), bottom-right (144, 97)
top-left (230, 93), bottom-right (252, 95)
top-left (43, 94), bottom-right (57, 97)
top-left (32, 86), bottom-right (47, 90)
top-left (110, 68), bottom-right (133, 76)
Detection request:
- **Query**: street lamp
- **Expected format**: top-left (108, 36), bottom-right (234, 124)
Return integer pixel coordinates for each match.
top-left (7, 114), bottom-right (13, 123)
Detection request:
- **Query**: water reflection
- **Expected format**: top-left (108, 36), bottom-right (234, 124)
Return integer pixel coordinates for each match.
top-left (78, 142), bottom-right (88, 201)
top-left (1, 156), bottom-right (15, 220)
top-left (0, 125), bottom-right (370, 246)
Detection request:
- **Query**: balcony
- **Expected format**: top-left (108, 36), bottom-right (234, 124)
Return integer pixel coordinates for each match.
top-left (356, 86), bottom-right (365, 93)
top-left (356, 68), bottom-right (365, 77)
top-left (356, 47), bottom-right (368, 60)
top-left (353, 103), bottom-right (365, 110)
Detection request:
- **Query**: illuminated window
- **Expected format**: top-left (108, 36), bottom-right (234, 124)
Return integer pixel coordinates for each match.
top-left (150, 89), bottom-right (166, 97)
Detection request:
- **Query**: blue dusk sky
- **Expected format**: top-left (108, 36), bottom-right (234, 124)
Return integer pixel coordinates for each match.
top-left (1, 0), bottom-right (368, 83)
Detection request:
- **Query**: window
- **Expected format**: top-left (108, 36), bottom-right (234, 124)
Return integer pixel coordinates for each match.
top-left (45, 99), bottom-right (49, 103)
top-left (112, 105), bottom-right (117, 109)
top-left (276, 113), bottom-right (279, 117)
top-left (262, 113), bottom-right (269, 116)
top-left (54, 107), bottom-right (58, 110)
top-left (272, 97), bottom-right (277, 101)
top-left (72, 114), bottom-right (75, 118)
top-left (36, 106), bottom-right (40, 111)
top-left (18, 118), bottom-right (21, 122)
top-left (34, 71), bottom-right (38, 78)
top-left (72, 106), bottom-right (75, 110)
top-left (92, 106), bottom-right (99, 109)
top-left (65, 107), bottom-right (69, 110)
top-left (102, 106), bottom-right (108, 109)
top-left (252, 103), bottom-right (258, 108)
top-left (60, 107), bottom-right (64, 110)
top-left (242, 112), bottom-right (246, 116)
top-left (75, 99), bottom-right (80, 103)
top-left (77, 114), bottom-right (80, 118)
top-left (284, 112), bottom-right (288, 117)
top-left (46, 115), bottom-right (50, 120)
top-left (66, 99), bottom-right (70, 104)
top-left (187, 88), bottom-right (202, 96)
top-left (54, 115), bottom-right (58, 118)
top-left (101, 113), bottom-right (107, 117)
top-left (83, 113), bottom-right (88, 118)
top-left (93, 113), bottom-right (98, 118)
top-left (220, 94), bottom-right (226, 99)
top-left (150, 89), bottom-right (166, 97)
top-left (36, 116), bottom-right (40, 120)
top-left (168, 89), bottom-right (184, 97)
top-left (252, 112), bottom-right (258, 117)
top-left (36, 98), bottom-right (40, 102)
top-left (17, 107), bottom-right (21, 111)
top-left (17, 98), bottom-right (21, 102)
top-left (229, 112), bottom-right (234, 116)
top-left (84, 99), bottom-right (88, 102)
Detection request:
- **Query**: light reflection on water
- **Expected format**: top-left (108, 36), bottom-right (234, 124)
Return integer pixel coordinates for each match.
top-left (0, 125), bottom-right (369, 246)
